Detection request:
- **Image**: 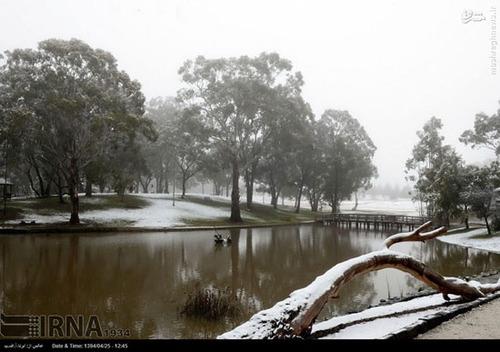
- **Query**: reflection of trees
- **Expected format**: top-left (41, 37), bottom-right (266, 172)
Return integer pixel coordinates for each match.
top-left (1, 227), bottom-right (499, 339)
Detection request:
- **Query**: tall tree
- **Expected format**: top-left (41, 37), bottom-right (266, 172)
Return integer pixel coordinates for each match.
top-left (168, 111), bottom-right (209, 198)
top-left (460, 162), bottom-right (500, 234)
top-left (317, 110), bottom-right (377, 213)
top-left (178, 53), bottom-right (304, 222)
top-left (0, 39), bottom-right (154, 223)
top-left (144, 97), bottom-right (179, 193)
top-left (406, 117), bottom-right (464, 226)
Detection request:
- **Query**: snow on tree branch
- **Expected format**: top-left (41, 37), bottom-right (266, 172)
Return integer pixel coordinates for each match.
top-left (218, 223), bottom-right (500, 339)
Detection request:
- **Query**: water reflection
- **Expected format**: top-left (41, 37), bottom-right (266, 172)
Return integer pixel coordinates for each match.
top-left (0, 224), bottom-right (499, 338)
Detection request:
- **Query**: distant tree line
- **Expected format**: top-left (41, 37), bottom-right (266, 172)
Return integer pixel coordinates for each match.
top-left (0, 39), bottom-right (378, 224)
top-left (406, 114), bottom-right (500, 234)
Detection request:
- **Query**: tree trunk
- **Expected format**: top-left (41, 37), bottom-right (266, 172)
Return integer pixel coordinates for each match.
top-left (181, 175), bottom-right (187, 199)
top-left (33, 162), bottom-right (46, 197)
top-left (245, 163), bottom-right (256, 209)
top-left (85, 177), bottom-right (92, 197)
top-left (156, 174), bottom-right (163, 193)
top-left (230, 158), bottom-right (242, 223)
top-left (485, 215), bottom-right (492, 235)
top-left (56, 173), bottom-right (64, 203)
top-left (44, 176), bottom-right (52, 197)
top-left (164, 174), bottom-right (169, 194)
top-left (351, 192), bottom-right (358, 211)
top-left (245, 170), bottom-right (254, 210)
top-left (26, 168), bottom-right (41, 197)
top-left (464, 204), bottom-right (469, 229)
top-left (295, 184), bottom-right (303, 213)
top-left (68, 158), bottom-right (80, 225)
top-left (308, 189), bottom-right (319, 212)
top-left (331, 192), bottom-right (339, 214)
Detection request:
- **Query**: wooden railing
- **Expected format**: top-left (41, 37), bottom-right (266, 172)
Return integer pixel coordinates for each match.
top-left (316, 213), bottom-right (430, 231)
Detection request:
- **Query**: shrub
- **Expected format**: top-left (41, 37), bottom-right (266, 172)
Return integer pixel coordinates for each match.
top-left (180, 286), bottom-right (242, 320)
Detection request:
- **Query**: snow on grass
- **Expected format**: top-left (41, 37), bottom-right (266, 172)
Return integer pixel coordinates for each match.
top-left (187, 192), bottom-right (421, 215)
top-left (339, 198), bottom-right (420, 216)
top-left (438, 227), bottom-right (500, 254)
top-left (82, 196), bottom-right (229, 227)
top-left (5, 194), bottom-right (230, 227)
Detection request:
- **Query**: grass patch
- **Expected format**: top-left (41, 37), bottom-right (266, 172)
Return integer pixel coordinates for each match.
top-left (1, 195), bottom-right (150, 222)
top-left (182, 195), bottom-right (317, 226)
top-left (470, 231), bottom-right (500, 240)
top-left (445, 226), bottom-right (484, 235)
top-left (0, 205), bottom-right (25, 222)
top-left (180, 286), bottom-right (242, 320)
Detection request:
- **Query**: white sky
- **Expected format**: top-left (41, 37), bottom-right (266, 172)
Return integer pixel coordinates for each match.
top-left (1, 0), bottom-right (499, 185)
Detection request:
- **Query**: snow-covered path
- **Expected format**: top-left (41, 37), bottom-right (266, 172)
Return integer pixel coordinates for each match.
top-left (313, 294), bottom-right (458, 339)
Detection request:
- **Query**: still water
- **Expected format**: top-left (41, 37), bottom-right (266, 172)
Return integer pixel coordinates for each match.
top-left (0, 224), bottom-right (499, 338)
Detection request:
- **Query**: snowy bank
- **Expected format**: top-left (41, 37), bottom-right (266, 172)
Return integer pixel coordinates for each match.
top-left (438, 227), bottom-right (500, 254)
top-left (5, 194), bottom-right (230, 227)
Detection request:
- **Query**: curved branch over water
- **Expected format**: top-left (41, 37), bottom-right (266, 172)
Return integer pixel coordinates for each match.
top-left (218, 223), bottom-right (500, 339)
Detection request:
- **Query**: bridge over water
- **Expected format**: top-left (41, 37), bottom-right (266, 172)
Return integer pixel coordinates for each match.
top-left (317, 213), bottom-right (430, 231)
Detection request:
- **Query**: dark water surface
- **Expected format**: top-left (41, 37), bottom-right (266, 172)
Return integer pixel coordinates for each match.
top-left (0, 224), bottom-right (499, 338)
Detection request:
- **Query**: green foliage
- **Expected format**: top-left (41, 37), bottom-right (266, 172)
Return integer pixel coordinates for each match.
top-left (460, 106), bottom-right (500, 155)
top-left (316, 110), bottom-right (377, 213)
top-left (178, 52), bottom-right (307, 221)
top-left (0, 39), bottom-right (155, 223)
top-left (405, 117), bottom-right (464, 225)
top-left (460, 164), bottom-right (498, 234)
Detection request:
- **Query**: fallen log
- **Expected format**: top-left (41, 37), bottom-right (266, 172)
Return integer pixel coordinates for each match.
top-left (218, 222), bottom-right (500, 339)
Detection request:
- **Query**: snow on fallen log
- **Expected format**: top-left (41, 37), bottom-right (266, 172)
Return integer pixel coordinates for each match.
top-left (218, 222), bottom-right (500, 339)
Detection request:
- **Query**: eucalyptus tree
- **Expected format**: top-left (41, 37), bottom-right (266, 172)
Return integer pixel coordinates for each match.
top-left (201, 149), bottom-right (232, 196)
top-left (0, 39), bottom-right (155, 224)
top-left (317, 110), bottom-right (377, 213)
top-left (168, 110), bottom-right (209, 198)
top-left (303, 121), bottom-right (326, 212)
top-left (460, 104), bottom-right (500, 155)
top-left (406, 117), bottom-right (464, 226)
top-left (258, 93), bottom-right (313, 209)
top-left (460, 164), bottom-right (500, 235)
top-left (144, 97), bottom-right (179, 193)
top-left (178, 53), bottom-right (304, 222)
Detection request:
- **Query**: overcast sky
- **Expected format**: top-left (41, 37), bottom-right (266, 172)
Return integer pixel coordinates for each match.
top-left (1, 0), bottom-right (499, 186)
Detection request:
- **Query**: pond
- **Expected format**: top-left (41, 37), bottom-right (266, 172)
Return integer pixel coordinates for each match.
top-left (0, 224), bottom-right (499, 338)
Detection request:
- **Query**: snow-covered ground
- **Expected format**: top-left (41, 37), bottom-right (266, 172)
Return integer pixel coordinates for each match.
top-left (196, 192), bottom-right (421, 216)
top-left (84, 196), bottom-right (229, 227)
top-left (6, 194), bottom-right (230, 227)
top-left (5, 192), bottom-right (420, 227)
top-left (312, 294), bottom-right (460, 339)
top-left (438, 227), bottom-right (500, 254)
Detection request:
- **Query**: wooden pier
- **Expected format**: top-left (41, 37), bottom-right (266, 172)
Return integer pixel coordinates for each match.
top-left (317, 213), bottom-right (430, 231)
